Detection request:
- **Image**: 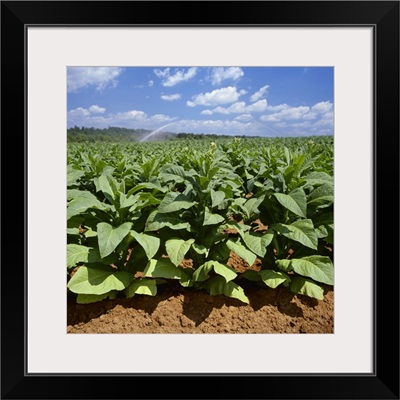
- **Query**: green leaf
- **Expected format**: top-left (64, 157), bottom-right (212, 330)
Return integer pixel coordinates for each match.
top-left (274, 188), bottom-right (307, 218)
top-left (204, 276), bottom-right (249, 304)
top-left (67, 266), bottom-right (133, 295)
top-left (67, 244), bottom-right (101, 268)
top-left (94, 173), bottom-right (116, 203)
top-left (143, 258), bottom-right (186, 279)
top-left (131, 231), bottom-right (160, 260)
top-left (307, 183), bottom-right (334, 210)
top-left (76, 291), bottom-right (117, 304)
top-left (272, 219), bottom-right (318, 250)
top-left (259, 270), bottom-right (291, 288)
top-left (125, 278), bottom-right (157, 298)
top-left (97, 222), bottom-right (132, 258)
top-left (275, 259), bottom-right (292, 271)
top-left (158, 192), bottom-right (196, 214)
top-left (290, 276), bottom-right (324, 300)
top-left (126, 182), bottom-right (167, 197)
top-left (211, 190), bottom-right (226, 208)
top-left (243, 195), bottom-right (265, 216)
top-left (212, 261), bottom-right (237, 282)
top-left (119, 193), bottom-right (139, 209)
top-left (226, 239), bottom-right (257, 266)
top-left (165, 238), bottom-right (195, 266)
top-left (67, 195), bottom-right (107, 220)
top-left (191, 243), bottom-right (209, 257)
top-left (203, 208), bottom-right (225, 226)
top-left (289, 256), bottom-right (334, 285)
top-left (67, 168), bottom-right (84, 187)
top-left (192, 261), bottom-right (214, 282)
top-left (145, 211), bottom-right (191, 232)
top-left (304, 172), bottom-right (333, 187)
top-left (242, 231), bottom-right (274, 258)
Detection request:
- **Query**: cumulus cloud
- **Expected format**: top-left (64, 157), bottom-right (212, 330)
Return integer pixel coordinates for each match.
top-left (202, 99), bottom-right (267, 115)
top-left (68, 105), bottom-right (176, 130)
top-left (211, 67), bottom-right (244, 85)
top-left (148, 80), bottom-right (154, 87)
top-left (259, 101), bottom-right (334, 136)
top-left (260, 105), bottom-right (311, 122)
top-left (88, 105), bottom-right (106, 114)
top-left (67, 67), bottom-right (123, 93)
top-left (249, 85), bottom-right (270, 102)
top-left (234, 114), bottom-right (253, 121)
top-left (154, 67), bottom-right (198, 87)
top-left (160, 93), bottom-right (181, 101)
top-left (187, 86), bottom-right (244, 107)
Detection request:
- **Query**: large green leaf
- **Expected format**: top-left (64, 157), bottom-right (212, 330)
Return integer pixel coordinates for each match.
top-left (67, 195), bottom-right (107, 220)
top-left (304, 172), bottom-right (333, 187)
top-left (76, 291), bottom-right (117, 304)
top-left (204, 276), bottom-right (249, 304)
top-left (192, 260), bottom-right (237, 282)
top-left (259, 270), bottom-right (291, 288)
top-left (211, 190), bottom-right (226, 208)
top-left (67, 244), bottom-right (101, 268)
top-left (158, 192), bottom-right (196, 214)
top-left (290, 276), bottom-right (324, 300)
top-left (131, 231), bottom-right (160, 260)
top-left (94, 173), bottom-right (117, 203)
top-left (67, 266), bottom-right (133, 295)
top-left (165, 238), bottom-right (195, 266)
top-left (143, 258), bottom-right (185, 279)
top-left (242, 232), bottom-right (274, 258)
top-left (272, 219), bottom-right (318, 250)
top-left (275, 259), bottom-right (292, 271)
top-left (145, 211), bottom-right (191, 232)
top-left (67, 168), bottom-right (84, 187)
top-left (307, 183), bottom-right (334, 210)
top-left (97, 222), bottom-right (132, 258)
top-left (203, 208), bottom-right (225, 226)
top-left (274, 188), bottom-right (307, 218)
top-left (289, 256), bottom-right (334, 285)
top-left (125, 278), bottom-right (157, 298)
top-left (226, 239), bottom-right (257, 266)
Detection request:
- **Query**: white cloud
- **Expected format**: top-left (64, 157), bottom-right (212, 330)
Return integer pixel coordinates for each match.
top-left (154, 67), bottom-right (198, 87)
top-left (259, 101), bottom-right (334, 136)
top-left (187, 86), bottom-right (243, 107)
top-left (116, 110), bottom-right (148, 121)
top-left (249, 85), bottom-right (270, 102)
top-left (69, 107), bottom-right (90, 117)
top-left (311, 101), bottom-right (333, 113)
top-left (234, 114), bottom-right (253, 121)
top-left (203, 99), bottom-right (267, 115)
top-left (68, 106), bottom-right (176, 130)
top-left (267, 104), bottom-right (290, 112)
top-left (160, 93), bottom-right (181, 101)
top-left (200, 110), bottom-right (214, 115)
top-left (88, 105), bottom-right (106, 114)
top-left (67, 67), bottom-right (123, 93)
top-left (148, 80), bottom-right (154, 87)
top-left (260, 106), bottom-right (310, 122)
top-left (211, 67), bottom-right (244, 85)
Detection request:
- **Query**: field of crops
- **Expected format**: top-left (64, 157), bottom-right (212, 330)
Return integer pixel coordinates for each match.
top-left (67, 136), bottom-right (334, 307)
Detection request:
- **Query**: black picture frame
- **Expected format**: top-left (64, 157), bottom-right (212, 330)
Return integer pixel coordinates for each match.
top-left (1, 1), bottom-right (399, 399)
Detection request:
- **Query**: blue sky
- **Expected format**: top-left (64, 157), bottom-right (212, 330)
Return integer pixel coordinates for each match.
top-left (67, 66), bottom-right (333, 137)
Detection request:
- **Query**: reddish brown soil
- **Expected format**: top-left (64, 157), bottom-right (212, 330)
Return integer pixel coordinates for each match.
top-left (67, 280), bottom-right (333, 334)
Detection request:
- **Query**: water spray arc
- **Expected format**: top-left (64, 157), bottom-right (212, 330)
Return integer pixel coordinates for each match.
top-left (139, 123), bottom-right (176, 142)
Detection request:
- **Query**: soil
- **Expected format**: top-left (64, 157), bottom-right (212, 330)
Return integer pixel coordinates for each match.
top-left (67, 273), bottom-right (334, 334)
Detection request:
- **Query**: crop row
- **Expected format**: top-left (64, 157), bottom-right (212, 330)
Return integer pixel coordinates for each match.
top-left (67, 136), bottom-right (334, 304)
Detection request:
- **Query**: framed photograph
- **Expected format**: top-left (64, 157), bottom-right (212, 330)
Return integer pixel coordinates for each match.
top-left (2, 1), bottom-right (399, 399)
